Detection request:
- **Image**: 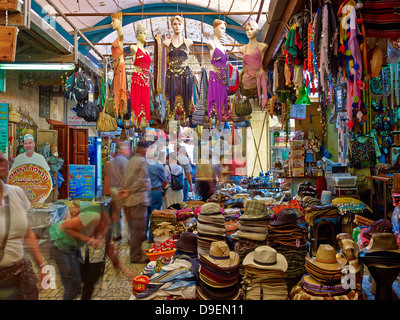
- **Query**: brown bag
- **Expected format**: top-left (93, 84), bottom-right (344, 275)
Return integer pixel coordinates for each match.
top-left (235, 93), bottom-right (252, 117)
top-left (104, 96), bottom-right (115, 117)
top-left (96, 103), bottom-right (117, 132)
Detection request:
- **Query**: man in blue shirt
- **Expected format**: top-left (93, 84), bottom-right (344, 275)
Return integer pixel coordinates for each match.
top-left (146, 147), bottom-right (167, 241)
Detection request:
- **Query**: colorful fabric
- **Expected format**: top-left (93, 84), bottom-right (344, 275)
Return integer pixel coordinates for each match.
top-left (111, 37), bottom-right (127, 119)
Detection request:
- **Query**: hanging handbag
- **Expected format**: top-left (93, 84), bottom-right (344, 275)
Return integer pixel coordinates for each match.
top-left (234, 92), bottom-right (252, 118)
top-left (97, 102), bottom-right (117, 132)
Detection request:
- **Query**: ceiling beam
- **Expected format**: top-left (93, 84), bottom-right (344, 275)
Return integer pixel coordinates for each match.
top-left (54, 11), bottom-right (263, 17)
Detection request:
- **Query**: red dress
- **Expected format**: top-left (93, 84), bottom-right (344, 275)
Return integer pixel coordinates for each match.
top-left (131, 47), bottom-right (151, 128)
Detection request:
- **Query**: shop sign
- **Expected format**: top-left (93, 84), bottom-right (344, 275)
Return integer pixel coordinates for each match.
top-left (8, 163), bottom-right (52, 204)
top-left (0, 103), bottom-right (8, 157)
top-left (290, 104), bottom-right (307, 120)
top-left (68, 165), bottom-right (95, 199)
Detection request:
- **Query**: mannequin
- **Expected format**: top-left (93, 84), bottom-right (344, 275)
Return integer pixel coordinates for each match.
top-left (207, 19), bottom-right (230, 126)
top-left (130, 23), bottom-right (151, 128)
top-left (239, 21), bottom-right (269, 108)
top-left (111, 11), bottom-right (127, 119)
top-left (163, 15), bottom-right (194, 128)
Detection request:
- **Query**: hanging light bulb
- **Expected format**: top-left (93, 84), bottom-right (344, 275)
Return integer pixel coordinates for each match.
top-left (295, 84), bottom-right (312, 105)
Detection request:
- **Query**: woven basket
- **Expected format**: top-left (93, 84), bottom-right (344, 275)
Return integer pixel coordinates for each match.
top-left (9, 108), bottom-right (21, 123)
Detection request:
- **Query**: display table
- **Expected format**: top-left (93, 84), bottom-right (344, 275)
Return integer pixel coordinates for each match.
top-left (28, 202), bottom-right (69, 239)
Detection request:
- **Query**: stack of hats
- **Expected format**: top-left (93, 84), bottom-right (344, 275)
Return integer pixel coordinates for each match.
top-left (197, 203), bottom-right (226, 256)
top-left (235, 200), bottom-right (270, 274)
top-left (223, 208), bottom-right (241, 236)
top-left (241, 246), bottom-right (288, 300)
top-left (360, 232), bottom-right (400, 265)
top-left (197, 241), bottom-right (241, 300)
top-left (267, 211), bottom-right (307, 284)
top-left (358, 219), bottom-right (400, 249)
top-left (290, 244), bottom-right (364, 300)
top-left (303, 204), bottom-right (339, 227)
top-left (175, 232), bottom-right (198, 258)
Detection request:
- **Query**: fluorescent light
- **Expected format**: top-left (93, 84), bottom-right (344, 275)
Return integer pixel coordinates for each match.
top-left (0, 63), bottom-right (76, 71)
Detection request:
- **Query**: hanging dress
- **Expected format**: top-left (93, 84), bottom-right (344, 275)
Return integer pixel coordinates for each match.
top-left (165, 39), bottom-right (194, 127)
top-left (131, 47), bottom-right (151, 128)
top-left (207, 44), bottom-right (229, 125)
top-left (242, 45), bottom-right (269, 109)
top-left (111, 37), bottom-right (127, 119)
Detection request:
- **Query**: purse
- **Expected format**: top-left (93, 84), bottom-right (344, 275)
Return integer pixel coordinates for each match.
top-left (97, 103), bottom-right (117, 132)
top-left (233, 92), bottom-right (252, 118)
top-left (80, 245), bottom-right (107, 287)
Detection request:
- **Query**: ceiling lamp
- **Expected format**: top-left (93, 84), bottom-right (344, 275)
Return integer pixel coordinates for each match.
top-left (0, 63), bottom-right (76, 71)
top-left (295, 84), bottom-right (312, 105)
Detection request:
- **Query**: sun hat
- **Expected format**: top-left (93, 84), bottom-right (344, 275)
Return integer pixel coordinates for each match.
top-left (361, 232), bottom-right (400, 254)
top-left (200, 202), bottom-right (222, 215)
top-left (239, 200), bottom-right (269, 220)
top-left (243, 246), bottom-right (288, 272)
top-left (175, 232), bottom-right (198, 253)
top-left (364, 219), bottom-right (393, 237)
top-left (201, 241), bottom-right (239, 270)
top-left (305, 244), bottom-right (347, 271)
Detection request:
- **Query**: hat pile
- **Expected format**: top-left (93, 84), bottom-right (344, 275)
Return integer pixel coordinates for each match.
top-left (267, 211), bottom-right (307, 280)
top-left (175, 231), bottom-right (198, 259)
top-left (197, 203), bottom-right (226, 256)
top-left (237, 200), bottom-right (270, 241)
top-left (241, 246), bottom-right (288, 300)
top-left (197, 241), bottom-right (241, 300)
top-left (223, 208), bottom-right (241, 236)
top-left (305, 244), bottom-right (347, 285)
top-left (358, 219), bottom-right (400, 249)
top-left (303, 204), bottom-right (339, 226)
top-left (360, 232), bottom-right (400, 266)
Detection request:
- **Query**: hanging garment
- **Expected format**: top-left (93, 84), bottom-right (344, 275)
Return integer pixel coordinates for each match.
top-left (208, 44), bottom-right (230, 125)
top-left (111, 37), bottom-right (127, 119)
top-left (131, 47), bottom-right (151, 128)
top-left (165, 39), bottom-right (194, 127)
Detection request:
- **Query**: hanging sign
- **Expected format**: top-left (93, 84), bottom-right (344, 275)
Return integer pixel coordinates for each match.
top-left (0, 103), bottom-right (8, 157)
top-left (290, 104), bottom-right (307, 120)
top-left (68, 165), bottom-right (95, 199)
top-left (8, 163), bottom-right (53, 204)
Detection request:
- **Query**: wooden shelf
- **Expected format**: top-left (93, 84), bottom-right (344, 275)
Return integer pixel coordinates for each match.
top-left (278, 176), bottom-right (321, 179)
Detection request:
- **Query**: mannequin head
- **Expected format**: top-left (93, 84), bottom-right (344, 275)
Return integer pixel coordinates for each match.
top-left (170, 15), bottom-right (184, 35)
top-left (213, 19), bottom-right (227, 39)
top-left (111, 12), bottom-right (123, 30)
top-left (246, 21), bottom-right (261, 40)
top-left (136, 23), bottom-right (148, 43)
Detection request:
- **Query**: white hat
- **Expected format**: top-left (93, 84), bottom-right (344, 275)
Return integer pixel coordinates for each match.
top-left (243, 246), bottom-right (288, 272)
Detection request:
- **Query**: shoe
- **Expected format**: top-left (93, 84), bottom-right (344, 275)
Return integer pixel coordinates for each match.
top-left (130, 257), bottom-right (150, 264)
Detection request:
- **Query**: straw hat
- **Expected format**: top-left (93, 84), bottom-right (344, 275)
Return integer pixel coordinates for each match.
top-left (243, 246), bottom-right (288, 272)
top-left (369, 44), bottom-right (383, 78)
top-left (305, 244), bottom-right (347, 271)
top-left (201, 241), bottom-right (239, 270)
top-left (361, 233), bottom-right (400, 254)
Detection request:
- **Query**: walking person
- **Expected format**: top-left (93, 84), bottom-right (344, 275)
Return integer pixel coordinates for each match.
top-left (146, 146), bottom-right (167, 242)
top-left (0, 151), bottom-right (47, 300)
top-left (163, 153), bottom-right (185, 210)
top-left (177, 145), bottom-right (193, 202)
top-left (118, 140), bottom-right (151, 264)
top-left (108, 142), bottom-right (130, 241)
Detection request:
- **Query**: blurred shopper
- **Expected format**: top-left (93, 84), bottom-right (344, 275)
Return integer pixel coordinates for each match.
top-left (177, 145), bottom-right (193, 202)
top-left (119, 140), bottom-right (151, 263)
top-left (163, 153), bottom-right (184, 210)
top-left (146, 146), bottom-right (167, 242)
top-left (196, 153), bottom-right (218, 202)
top-left (108, 142), bottom-right (130, 241)
top-left (0, 151), bottom-right (46, 300)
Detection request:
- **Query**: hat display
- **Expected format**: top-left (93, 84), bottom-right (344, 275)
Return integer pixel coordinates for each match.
top-left (364, 219), bottom-right (393, 237)
top-left (361, 232), bottom-right (400, 254)
top-left (243, 246), bottom-right (288, 272)
top-left (202, 241), bottom-right (240, 270)
top-left (270, 210), bottom-right (298, 226)
top-left (175, 232), bottom-right (198, 254)
top-left (239, 200), bottom-right (269, 220)
top-left (301, 274), bottom-right (349, 296)
top-left (200, 202), bottom-right (222, 215)
top-left (305, 244), bottom-right (347, 271)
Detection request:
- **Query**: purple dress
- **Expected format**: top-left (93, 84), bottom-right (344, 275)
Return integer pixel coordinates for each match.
top-left (207, 46), bottom-right (229, 124)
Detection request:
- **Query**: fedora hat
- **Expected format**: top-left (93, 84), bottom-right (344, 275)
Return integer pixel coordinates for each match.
top-left (201, 241), bottom-right (239, 270)
top-left (362, 232), bottom-right (400, 253)
top-left (175, 232), bottom-right (198, 253)
top-left (200, 202), bottom-right (222, 215)
top-left (243, 246), bottom-right (288, 272)
top-left (305, 244), bottom-right (347, 271)
top-left (365, 219), bottom-right (393, 236)
top-left (239, 200), bottom-right (269, 220)
top-left (270, 210), bottom-right (298, 226)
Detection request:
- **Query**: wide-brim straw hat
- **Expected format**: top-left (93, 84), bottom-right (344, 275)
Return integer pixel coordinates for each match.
top-left (201, 241), bottom-right (239, 270)
top-left (243, 246), bottom-right (288, 272)
top-left (305, 244), bottom-right (347, 271)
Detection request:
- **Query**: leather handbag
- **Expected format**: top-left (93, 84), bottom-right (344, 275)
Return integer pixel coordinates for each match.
top-left (233, 92), bottom-right (252, 118)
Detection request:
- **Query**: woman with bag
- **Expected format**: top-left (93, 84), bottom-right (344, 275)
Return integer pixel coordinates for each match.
top-left (0, 151), bottom-right (47, 300)
top-left (162, 154), bottom-right (185, 210)
top-left (49, 202), bottom-right (132, 300)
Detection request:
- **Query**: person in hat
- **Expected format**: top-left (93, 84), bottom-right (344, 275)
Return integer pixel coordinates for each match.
top-left (0, 151), bottom-right (47, 300)
top-left (119, 140), bottom-right (151, 263)
top-left (10, 134), bottom-right (50, 173)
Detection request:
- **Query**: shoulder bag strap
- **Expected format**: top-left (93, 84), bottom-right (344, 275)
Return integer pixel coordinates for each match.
top-left (0, 194), bottom-right (11, 262)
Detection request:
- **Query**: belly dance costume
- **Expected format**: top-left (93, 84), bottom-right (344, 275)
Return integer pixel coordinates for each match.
top-left (111, 37), bottom-right (127, 119)
top-left (207, 45), bottom-right (230, 125)
top-left (131, 47), bottom-right (151, 128)
top-left (242, 46), bottom-right (268, 109)
top-left (165, 40), bottom-right (194, 127)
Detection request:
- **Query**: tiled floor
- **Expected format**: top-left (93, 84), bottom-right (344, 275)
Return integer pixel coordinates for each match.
top-left (35, 238), bottom-right (400, 300)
